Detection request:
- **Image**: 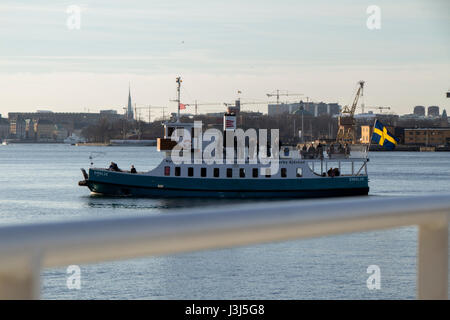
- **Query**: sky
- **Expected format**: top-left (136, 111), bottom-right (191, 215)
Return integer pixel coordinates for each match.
top-left (0, 0), bottom-right (449, 119)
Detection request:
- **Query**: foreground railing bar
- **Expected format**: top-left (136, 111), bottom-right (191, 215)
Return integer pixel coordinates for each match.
top-left (0, 195), bottom-right (449, 267)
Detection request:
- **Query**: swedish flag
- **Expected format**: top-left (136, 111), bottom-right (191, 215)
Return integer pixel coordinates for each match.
top-left (371, 120), bottom-right (398, 149)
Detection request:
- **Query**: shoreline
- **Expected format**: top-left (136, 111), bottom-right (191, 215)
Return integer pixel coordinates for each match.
top-left (2, 142), bottom-right (449, 151)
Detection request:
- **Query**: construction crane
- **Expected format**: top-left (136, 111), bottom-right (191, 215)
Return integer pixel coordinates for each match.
top-left (224, 100), bottom-right (274, 108)
top-left (366, 106), bottom-right (390, 113)
top-left (188, 100), bottom-right (274, 114)
top-left (266, 90), bottom-right (303, 105)
top-left (185, 101), bottom-right (224, 115)
top-left (135, 105), bottom-right (167, 123)
top-left (336, 80), bottom-right (365, 144)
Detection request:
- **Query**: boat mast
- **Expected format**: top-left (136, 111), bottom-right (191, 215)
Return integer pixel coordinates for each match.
top-left (176, 77), bottom-right (182, 122)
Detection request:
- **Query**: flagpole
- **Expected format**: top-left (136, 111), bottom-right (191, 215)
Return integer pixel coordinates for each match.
top-left (367, 118), bottom-right (377, 159)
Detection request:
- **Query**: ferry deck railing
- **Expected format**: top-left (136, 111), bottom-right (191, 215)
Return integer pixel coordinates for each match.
top-left (0, 194), bottom-right (449, 299)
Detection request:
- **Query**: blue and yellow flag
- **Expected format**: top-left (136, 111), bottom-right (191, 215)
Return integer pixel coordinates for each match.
top-left (371, 120), bottom-right (398, 149)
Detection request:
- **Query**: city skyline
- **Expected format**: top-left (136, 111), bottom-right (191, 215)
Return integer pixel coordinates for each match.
top-left (0, 0), bottom-right (449, 117)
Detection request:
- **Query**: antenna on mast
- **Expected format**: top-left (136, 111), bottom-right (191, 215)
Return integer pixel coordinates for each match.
top-left (176, 77), bottom-right (182, 122)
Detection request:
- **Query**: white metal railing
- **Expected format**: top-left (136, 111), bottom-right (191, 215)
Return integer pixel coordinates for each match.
top-left (0, 194), bottom-right (449, 299)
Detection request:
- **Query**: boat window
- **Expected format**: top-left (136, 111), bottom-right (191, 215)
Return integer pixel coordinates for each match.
top-left (353, 161), bottom-right (366, 176)
top-left (340, 162), bottom-right (352, 176)
top-left (296, 168), bottom-right (303, 177)
top-left (252, 168), bottom-right (258, 178)
top-left (214, 168), bottom-right (220, 178)
top-left (164, 166), bottom-right (170, 176)
top-left (264, 168), bottom-right (271, 178)
top-left (307, 162), bottom-right (322, 175)
top-left (175, 167), bottom-right (181, 176)
top-left (281, 168), bottom-right (287, 178)
top-left (227, 168), bottom-right (233, 178)
top-left (201, 167), bottom-right (207, 177)
top-left (188, 167), bottom-right (194, 177)
top-left (239, 168), bottom-right (245, 178)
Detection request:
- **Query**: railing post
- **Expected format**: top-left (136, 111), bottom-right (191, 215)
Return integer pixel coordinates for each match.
top-left (417, 218), bottom-right (449, 300)
top-left (0, 254), bottom-right (41, 300)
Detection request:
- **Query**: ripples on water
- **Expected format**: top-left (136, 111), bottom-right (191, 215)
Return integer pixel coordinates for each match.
top-left (0, 144), bottom-right (449, 299)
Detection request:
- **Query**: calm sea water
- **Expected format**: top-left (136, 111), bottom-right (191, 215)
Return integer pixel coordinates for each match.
top-left (0, 144), bottom-right (449, 299)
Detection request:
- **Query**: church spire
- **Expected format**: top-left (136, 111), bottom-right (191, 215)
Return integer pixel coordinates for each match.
top-left (127, 82), bottom-right (134, 120)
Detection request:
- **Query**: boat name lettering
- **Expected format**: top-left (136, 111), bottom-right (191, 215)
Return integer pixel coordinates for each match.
top-left (94, 171), bottom-right (109, 177)
top-left (349, 177), bottom-right (365, 182)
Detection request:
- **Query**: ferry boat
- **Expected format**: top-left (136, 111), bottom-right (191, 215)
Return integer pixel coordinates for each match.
top-left (79, 79), bottom-right (369, 198)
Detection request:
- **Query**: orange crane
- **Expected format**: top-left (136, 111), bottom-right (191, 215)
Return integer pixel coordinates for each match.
top-left (336, 81), bottom-right (365, 144)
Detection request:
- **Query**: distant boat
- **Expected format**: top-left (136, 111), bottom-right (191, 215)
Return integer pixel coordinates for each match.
top-left (1, 140), bottom-right (8, 146)
top-left (109, 139), bottom-right (156, 146)
top-left (64, 133), bottom-right (86, 145)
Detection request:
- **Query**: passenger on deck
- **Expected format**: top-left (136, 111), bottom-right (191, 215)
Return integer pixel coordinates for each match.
top-left (317, 143), bottom-right (324, 159)
top-left (328, 144), bottom-right (335, 158)
top-left (327, 168), bottom-right (335, 177)
top-left (308, 145), bottom-right (316, 158)
top-left (333, 168), bottom-right (340, 176)
top-left (344, 143), bottom-right (350, 156)
top-left (300, 144), bottom-right (307, 158)
top-left (109, 162), bottom-right (121, 172)
top-left (130, 165), bottom-right (137, 174)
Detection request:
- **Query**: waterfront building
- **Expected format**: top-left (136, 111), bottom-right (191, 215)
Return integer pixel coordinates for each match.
top-left (25, 119), bottom-right (36, 140)
top-left (0, 117), bottom-right (9, 139)
top-left (404, 128), bottom-right (450, 146)
top-left (9, 116), bottom-right (26, 139)
top-left (360, 125), bottom-right (372, 144)
top-left (34, 119), bottom-right (55, 141)
top-left (8, 111), bottom-right (123, 130)
top-left (54, 124), bottom-right (69, 142)
top-left (100, 109), bottom-right (118, 115)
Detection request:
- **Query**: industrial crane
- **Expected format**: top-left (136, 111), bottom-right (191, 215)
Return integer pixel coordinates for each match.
top-left (336, 80), bottom-right (365, 144)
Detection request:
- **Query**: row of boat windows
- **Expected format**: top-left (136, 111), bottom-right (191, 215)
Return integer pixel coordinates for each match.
top-left (164, 166), bottom-right (303, 178)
